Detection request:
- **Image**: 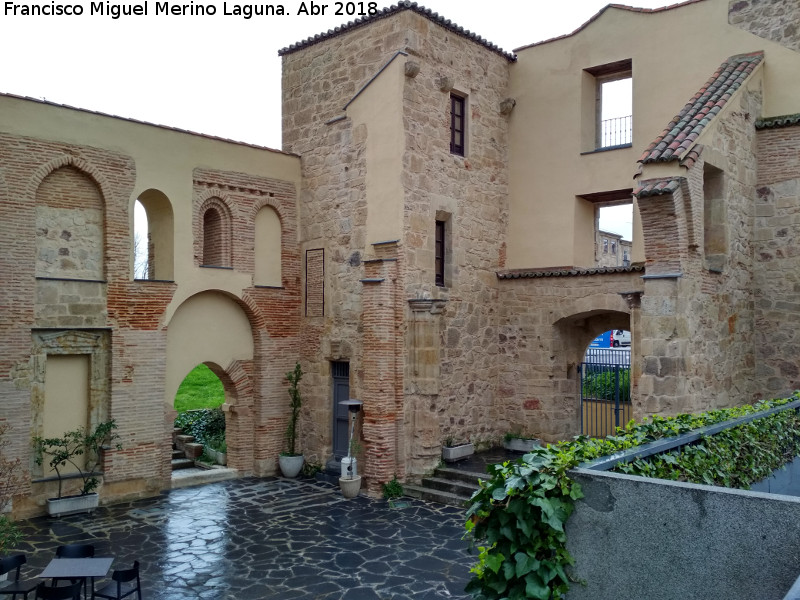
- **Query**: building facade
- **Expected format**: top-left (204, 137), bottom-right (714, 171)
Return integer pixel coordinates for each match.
top-left (2, 0), bottom-right (800, 512)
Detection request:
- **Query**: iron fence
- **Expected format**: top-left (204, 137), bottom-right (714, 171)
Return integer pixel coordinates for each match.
top-left (599, 115), bottom-right (632, 148)
top-left (580, 349), bottom-right (631, 437)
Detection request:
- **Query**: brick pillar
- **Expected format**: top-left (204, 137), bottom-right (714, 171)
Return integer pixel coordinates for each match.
top-left (361, 253), bottom-right (401, 494)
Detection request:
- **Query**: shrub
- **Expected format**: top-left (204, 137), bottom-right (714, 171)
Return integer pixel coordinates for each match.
top-left (382, 476), bottom-right (404, 500)
top-left (582, 367), bottom-right (630, 401)
top-left (465, 395), bottom-right (799, 600)
top-left (175, 408), bottom-right (225, 446)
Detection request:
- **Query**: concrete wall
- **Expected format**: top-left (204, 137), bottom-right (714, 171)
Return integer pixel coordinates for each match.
top-left (566, 468), bottom-right (800, 600)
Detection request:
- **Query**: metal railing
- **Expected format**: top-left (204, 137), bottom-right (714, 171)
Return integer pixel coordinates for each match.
top-left (580, 350), bottom-right (631, 437)
top-left (599, 115), bottom-right (632, 148)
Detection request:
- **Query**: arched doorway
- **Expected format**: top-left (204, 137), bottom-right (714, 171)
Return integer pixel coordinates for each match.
top-left (173, 363), bottom-right (227, 469)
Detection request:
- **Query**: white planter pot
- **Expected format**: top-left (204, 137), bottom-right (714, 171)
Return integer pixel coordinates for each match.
top-left (503, 438), bottom-right (541, 453)
top-left (442, 442), bottom-right (474, 463)
top-left (339, 476), bottom-right (362, 499)
top-left (47, 493), bottom-right (99, 517)
top-left (278, 454), bottom-right (304, 478)
top-left (216, 451), bottom-right (227, 466)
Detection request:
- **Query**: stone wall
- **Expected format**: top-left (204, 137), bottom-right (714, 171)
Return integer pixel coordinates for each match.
top-left (729, 0), bottom-right (800, 52)
top-left (282, 8), bottom-right (514, 479)
top-left (496, 270), bottom-right (638, 442)
top-left (754, 123), bottom-right (800, 396)
top-left (637, 86), bottom-right (762, 415)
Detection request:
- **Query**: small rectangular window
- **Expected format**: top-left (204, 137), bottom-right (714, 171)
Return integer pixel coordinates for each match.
top-left (435, 220), bottom-right (446, 287)
top-left (603, 239), bottom-right (609, 253)
top-left (611, 241), bottom-right (617, 254)
top-left (450, 94), bottom-right (465, 156)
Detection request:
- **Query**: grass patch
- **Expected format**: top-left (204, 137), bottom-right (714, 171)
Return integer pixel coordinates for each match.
top-left (174, 364), bottom-right (225, 412)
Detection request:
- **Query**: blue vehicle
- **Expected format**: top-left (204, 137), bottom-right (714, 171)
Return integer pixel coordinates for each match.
top-left (589, 331), bottom-right (612, 348)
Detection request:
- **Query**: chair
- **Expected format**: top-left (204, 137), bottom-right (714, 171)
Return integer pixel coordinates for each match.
top-left (0, 554), bottom-right (39, 600)
top-left (91, 562), bottom-right (141, 600)
top-left (34, 582), bottom-right (81, 600)
top-left (54, 545), bottom-right (95, 559)
top-left (52, 544), bottom-right (95, 597)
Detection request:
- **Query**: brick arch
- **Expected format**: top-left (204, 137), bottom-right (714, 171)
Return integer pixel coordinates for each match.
top-left (26, 153), bottom-right (112, 204)
top-left (250, 196), bottom-right (288, 224)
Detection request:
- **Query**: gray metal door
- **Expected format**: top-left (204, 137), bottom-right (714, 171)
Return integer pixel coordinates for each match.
top-left (332, 362), bottom-right (350, 459)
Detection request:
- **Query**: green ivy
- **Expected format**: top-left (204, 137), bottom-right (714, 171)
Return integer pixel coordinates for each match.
top-left (175, 408), bottom-right (226, 447)
top-left (464, 395), bottom-right (799, 600)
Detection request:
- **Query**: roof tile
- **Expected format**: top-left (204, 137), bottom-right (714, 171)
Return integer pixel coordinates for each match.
top-left (639, 52), bottom-right (763, 164)
top-left (634, 177), bottom-right (683, 198)
top-left (497, 265), bottom-right (644, 280)
top-left (279, 1), bottom-right (515, 60)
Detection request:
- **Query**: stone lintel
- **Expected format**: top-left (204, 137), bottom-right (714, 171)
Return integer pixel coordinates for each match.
top-left (408, 298), bottom-right (447, 314)
top-left (641, 272), bottom-right (683, 280)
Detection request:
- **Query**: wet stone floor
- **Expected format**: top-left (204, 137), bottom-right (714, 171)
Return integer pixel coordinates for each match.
top-left (13, 477), bottom-right (475, 599)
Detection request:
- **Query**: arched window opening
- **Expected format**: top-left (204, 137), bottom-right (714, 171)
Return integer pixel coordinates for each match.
top-left (254, 206), bottom-right (282, 286)
top-left (135, 189), bottom-right (174, 280)
top-left (202, 204), bottom-right (231, 267)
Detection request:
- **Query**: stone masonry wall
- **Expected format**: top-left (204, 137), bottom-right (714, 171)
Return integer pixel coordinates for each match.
top-left (400, 11), bottom-right (512, 472)
top-left (729, 0), bottom-right (800, 52)
top-left (754, 123), bottom-right (800, 396)
top-left (637, 87), bottom-right (761, 416)
top-left (496, 271), bottom-right (638, 442)
top-left (282, 9), bottom-right (514, 478)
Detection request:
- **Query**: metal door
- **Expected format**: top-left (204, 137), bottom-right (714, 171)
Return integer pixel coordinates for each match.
top-left (580, 348), bottom-right (632, 437)
top-left (332, 362), bottom-right (350, 459)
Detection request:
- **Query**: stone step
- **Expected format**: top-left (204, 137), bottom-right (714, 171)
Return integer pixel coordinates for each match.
top-left (434, 467), bottom-right (487, 486)
top-left (421, 476), bottom-right (480, 498)
top-left (172, 450), bottom-right (185, 460)
top-left (403, 483), bottom-right (470, 508)
top-left (171, 458), bottom-right (195, 471)
top-left (171, 466), bottom-right (238, 489)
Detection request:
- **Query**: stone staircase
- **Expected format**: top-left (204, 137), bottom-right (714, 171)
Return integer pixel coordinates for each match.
top-left (172, 430), bottom-right (202, 471)
top-left (404, 465), bottom-right (486, 507)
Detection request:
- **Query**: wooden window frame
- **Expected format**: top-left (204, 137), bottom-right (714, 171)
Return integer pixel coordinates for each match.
top-left (450, 94), bottom-right (465, 156)
top-left (435, 220), bottom-right (446, 287)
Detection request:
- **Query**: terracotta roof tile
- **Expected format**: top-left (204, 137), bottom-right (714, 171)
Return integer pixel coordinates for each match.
top-left (515, 0), bottom-right (706, 52)
top-left (756, 113), bottom-right (800, 129)
top-left (278, 1), bottom-right (516, 60)
top-left (634, 177), bottom-right (683, 198)
top-left (497, 265), bottom-right (644, 280)
top-left (639, 52), bottom-right (763, 164)
top-left (0, 92), bottom-right (293, 155)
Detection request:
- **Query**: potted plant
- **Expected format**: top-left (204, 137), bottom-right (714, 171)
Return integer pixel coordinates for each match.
top-left (278, 363), bottom-right (305, 478)
top-left (33, 420), bottom-right (120, 517)
top-left (442, 437), bottom-right (474, 463)
top-left (503, 432), bottom-right (541, 453)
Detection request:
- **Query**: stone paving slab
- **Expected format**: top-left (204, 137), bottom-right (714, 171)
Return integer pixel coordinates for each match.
top-left (12, 477), bottom-right (475, 599)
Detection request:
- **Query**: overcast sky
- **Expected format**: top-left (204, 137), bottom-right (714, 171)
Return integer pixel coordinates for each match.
top-left (1, 0), bottom-right (667, 151)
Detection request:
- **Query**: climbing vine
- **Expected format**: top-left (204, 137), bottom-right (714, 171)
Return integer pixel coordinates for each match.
top-left (464, 395), bottom-right (799, 600)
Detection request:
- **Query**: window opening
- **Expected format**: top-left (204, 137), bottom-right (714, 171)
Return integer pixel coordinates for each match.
top-left (598, 77), bottom-right (632, 148)
top-left (450, 94), bottom-right (465, 156)
top-left (435, 220), bottom-right (446, 287)
top-left (133, 200), bottom-right (149, 280)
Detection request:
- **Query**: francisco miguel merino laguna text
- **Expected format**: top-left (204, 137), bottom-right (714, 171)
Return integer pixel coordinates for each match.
top-left (4, 1), bottom-right (298, 18)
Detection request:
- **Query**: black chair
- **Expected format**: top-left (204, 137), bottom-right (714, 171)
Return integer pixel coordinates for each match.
top-left (34, 582), bottom-right (81, 600)
top-left (0, 554), bottom-right (39, 600)
top-left (54, 545), bottom-right (95, 559)
top-left (91, 562), bottom-right (141, 600)
top-left (52, 544), bottom-right (95, 597)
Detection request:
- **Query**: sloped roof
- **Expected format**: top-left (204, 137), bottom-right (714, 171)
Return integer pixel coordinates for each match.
top-left (497, 265), bottom-right (644, 280)
top-left (515, 0), bottom-right (706, 52)
top-left (278, 1), bottom-right (515, 60)
top-left (634, 177), bottom-right (682, 198)
top-left (639, 52), bottom-right (764, 164)
top-left (757, 113), bottom-right (800, 129)
top-left (0, 92), bottom-right (292, 155)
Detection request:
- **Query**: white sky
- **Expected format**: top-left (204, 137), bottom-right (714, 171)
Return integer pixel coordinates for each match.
top-left (1, 0), bottom-right (667, 149)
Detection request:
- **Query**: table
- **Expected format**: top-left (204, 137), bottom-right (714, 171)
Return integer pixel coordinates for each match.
top-left (38, 558), bottom-right (114, 579)
top-left (38, 558), bottom-right (114, 598)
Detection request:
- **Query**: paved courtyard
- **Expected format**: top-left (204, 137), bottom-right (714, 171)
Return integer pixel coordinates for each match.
top-left (12, 477), bottom-right (475, 599)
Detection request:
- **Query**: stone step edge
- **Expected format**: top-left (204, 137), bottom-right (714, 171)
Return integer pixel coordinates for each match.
top-left (421, 476), bottom-right (480, 494)
top-left (403, 483), bottom-right (470, 507)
